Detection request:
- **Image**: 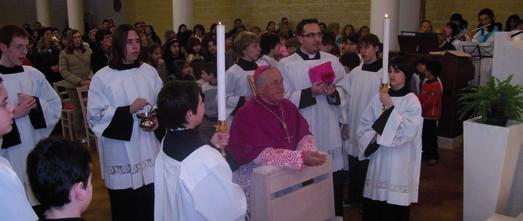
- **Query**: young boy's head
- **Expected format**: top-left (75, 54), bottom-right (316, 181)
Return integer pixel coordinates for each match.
top-left (27, 137), bottom-right (92, 216)
top-left (0, 25), bottom-right (30, 67)
top-left (157, 81), bottom-right (204, 129)
top-left (339, 52), bottom-right (361, 74)
top-left (358, 33), bottom-right (380, 64)
top-left (200, 62), bottom-right (217, 83)
top-left (425, 61), bottom-right (442, 78)
top-left (415, 59), bottom-right (428, 74)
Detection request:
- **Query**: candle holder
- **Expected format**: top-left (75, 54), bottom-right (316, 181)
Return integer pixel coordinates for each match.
top-left (380, 83), bottom-right (389, 113)
top-left (215, 120), bottom-right (228, 157)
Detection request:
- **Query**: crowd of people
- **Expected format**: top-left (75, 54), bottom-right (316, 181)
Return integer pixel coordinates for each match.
top-left (0, 7), bottom-right (521, 221)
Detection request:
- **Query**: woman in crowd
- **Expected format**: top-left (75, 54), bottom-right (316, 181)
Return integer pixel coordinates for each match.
top-left (470, 8), bottom-right (500, 44)
top-left (418, 20), bottom-right (433, 33)
top-left (439, 22), bottom-right (462, 50)
top-left (505, 14), bottom-right (521, 31)
top-left (186, 37), bottom-right (204, 63)
top-left (266, 21), bottom-right (277, 34)
top-left (145, 44), bottom-right (168, 82)
top-left (145, 25), bottom-right (161, 45)
top-left (176, 24), bottom-right (192, 50)
top-left (163, 38), bottom-right (186, 76)
top-left (58, 29), bottom-right (92, 142)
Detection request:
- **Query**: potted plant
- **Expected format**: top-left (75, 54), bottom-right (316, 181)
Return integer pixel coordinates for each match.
top-left (459, 75), bottom-right (523, 221)
top-left (458, 75), bottom-right (523, 126)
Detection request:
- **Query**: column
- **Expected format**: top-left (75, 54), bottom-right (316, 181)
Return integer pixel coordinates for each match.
top-left (36, 0), bottom-right (51, 27)
top-left (399, 0), bottom-right (421, 33)
top-left (370, 0), bottom-right (399, 51)
top-left (172, 0), bottom-right (193, 32)
top-left (67, 0), bottom-right (85, 33)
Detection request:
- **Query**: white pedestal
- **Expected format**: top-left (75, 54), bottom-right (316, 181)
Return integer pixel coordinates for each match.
top-left (464, 118), bottom-right (523, 221)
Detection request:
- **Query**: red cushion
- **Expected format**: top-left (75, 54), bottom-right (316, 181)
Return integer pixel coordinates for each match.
top-left (63, 101), bottom-right (75, 110)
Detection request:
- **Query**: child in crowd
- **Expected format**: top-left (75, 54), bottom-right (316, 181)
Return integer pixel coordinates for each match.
top-left (339, 52), bottom-right (361, 74)
top-left (418, 61), bottom-right (443, 166)
top-left (198, 62), bottom-right (218, 141)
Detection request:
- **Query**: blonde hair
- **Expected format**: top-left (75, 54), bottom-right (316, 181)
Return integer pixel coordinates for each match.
top-left (233, 31), bottom-right (259, 57)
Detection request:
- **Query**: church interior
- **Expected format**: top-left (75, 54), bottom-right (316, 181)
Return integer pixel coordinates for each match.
top-left (1, 0), bottom-right (523, 220)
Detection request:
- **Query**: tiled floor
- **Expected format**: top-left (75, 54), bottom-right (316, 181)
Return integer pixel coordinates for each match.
top-left (83, 147), bottom-right (463, 221)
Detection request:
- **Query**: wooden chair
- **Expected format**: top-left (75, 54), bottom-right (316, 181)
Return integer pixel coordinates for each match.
top-left (76, 85), bottom-right (97, 152)
top-left (250, 155), bottom-right (341, 221)
top-left (52, 80), bottom-right (75, 140)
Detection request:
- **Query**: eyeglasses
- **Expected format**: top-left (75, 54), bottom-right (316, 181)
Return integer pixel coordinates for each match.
top-left (301, 32), bottom-right (323, 38)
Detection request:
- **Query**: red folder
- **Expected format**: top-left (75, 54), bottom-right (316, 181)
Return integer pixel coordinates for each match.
top-left (308, 61), bottom-right (335, 84)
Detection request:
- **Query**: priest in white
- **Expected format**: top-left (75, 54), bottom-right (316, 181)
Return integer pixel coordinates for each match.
top-left (226, 31), bottom-right (260, 120)
top-left (278, 18), bottom-right (346, 216)
top-left (87, 24), bottom-right (162, 221)
top-left (0, 74), bottom-right (38, 221)
top-left (339, 33), bottom-right (382, 205)
top-left (0, 25), bottom-right (61, 205)
top-left (357, 57), bottom-right (422, 221)
top-left (154, 81), bottom-right (246, 221)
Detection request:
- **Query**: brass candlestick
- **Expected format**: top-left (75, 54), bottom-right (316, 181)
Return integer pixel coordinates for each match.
top-left (215, 120), bottom-right (228, 157)
top-left (380, 83), bottom-right (389, 113)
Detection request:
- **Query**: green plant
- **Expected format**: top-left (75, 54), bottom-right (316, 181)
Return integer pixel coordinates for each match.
top-left (458, 75), bottom-right (523, 126)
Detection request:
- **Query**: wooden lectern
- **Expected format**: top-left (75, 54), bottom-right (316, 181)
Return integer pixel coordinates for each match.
top-left (250, 155), bottom-right (340, 221)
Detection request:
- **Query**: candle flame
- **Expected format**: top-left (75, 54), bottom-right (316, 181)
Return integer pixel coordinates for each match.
top-left (219, 21), bottom-right (222, 25)
top-left (385, 14), bottom-right (389, 18)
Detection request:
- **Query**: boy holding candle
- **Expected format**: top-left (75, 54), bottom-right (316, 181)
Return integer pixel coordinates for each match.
top-left (357, 56), bottom-right (422, 221)
top-left (154, 80), bottom-right (246, 221)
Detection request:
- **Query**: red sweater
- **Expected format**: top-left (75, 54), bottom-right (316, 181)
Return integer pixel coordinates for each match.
top-left (418, 78), bottom-right (442, 119)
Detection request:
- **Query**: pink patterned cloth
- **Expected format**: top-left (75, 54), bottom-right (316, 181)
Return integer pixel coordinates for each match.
top-left (233, 135), bottom-right (318, 215)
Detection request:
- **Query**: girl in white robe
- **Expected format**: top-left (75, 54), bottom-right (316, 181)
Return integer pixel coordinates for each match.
top-left (357, 56), bottom-right (422, 221)
top-left (87, 24), bottom-right (162, 221)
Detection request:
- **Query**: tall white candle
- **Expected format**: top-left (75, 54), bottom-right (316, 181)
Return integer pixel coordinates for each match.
top-left (382, 14), bottom-right (390, 84)
top-left (217, 22), bottom-right (226, 121)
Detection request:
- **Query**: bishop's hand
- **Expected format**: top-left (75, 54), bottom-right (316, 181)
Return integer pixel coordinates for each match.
top-left (302, 150), bottom-right (326, 166)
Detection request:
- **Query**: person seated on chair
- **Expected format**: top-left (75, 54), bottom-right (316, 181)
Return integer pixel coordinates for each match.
top-left (154, 80), bottom-right (246, 221)
top-left (228, 66), bottom-right (326, 208)
top-left (27, 137), bottom-right (92, 221)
